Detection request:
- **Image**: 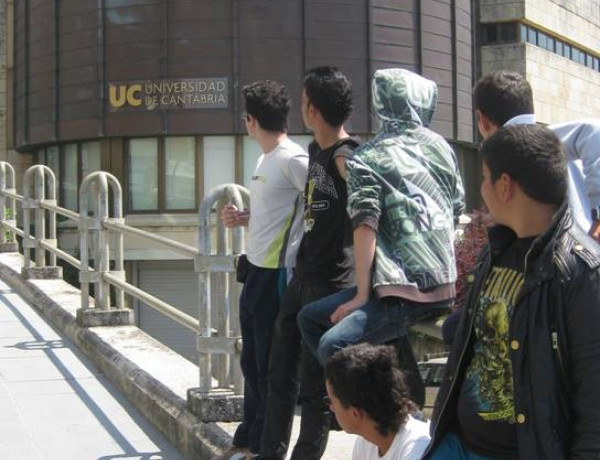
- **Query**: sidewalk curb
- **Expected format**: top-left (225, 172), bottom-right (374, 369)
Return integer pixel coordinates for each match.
top-left (0, 253), bottom-right (233, 460)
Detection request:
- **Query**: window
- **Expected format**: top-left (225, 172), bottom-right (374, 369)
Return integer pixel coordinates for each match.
top-left (62, 144), bottom-right (78, 211)
top-left (288, 135), bottom-right (313, 152)
top-left (204, 136), bottom-right (235, 197)
top-left (520, 24), bottom-right (528, 42)
top-left (500, 23), bottom-right (517, 41)
top-left (484, 24), bottom-right (498, 44)
top-left (537, 32), bottom-right (547, 50)
top-left (555, 40), bottom-right (564, 56)
top-left (128, 139), bottom-right (159, 211)
top-left (127, 136), bottom-right (206, 212)
top-left (243, 136), bottom-right (262, 188)
top-left (527, 27), bottom-right (537, 45)
top-left (36, 142), bottom-right (102, 211)
top-left (165, 137), bottom-right (196, 209)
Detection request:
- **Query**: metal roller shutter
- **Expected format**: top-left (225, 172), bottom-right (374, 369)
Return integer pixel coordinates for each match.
top-left (136, 260), bottom-right (198, 362)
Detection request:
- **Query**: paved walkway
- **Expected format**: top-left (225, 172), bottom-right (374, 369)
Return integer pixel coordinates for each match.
top-left (0, 280), bottom-right (183, 460)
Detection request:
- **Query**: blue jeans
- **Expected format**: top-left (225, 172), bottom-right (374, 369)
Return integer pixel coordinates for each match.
top-left (297, 287), bottom-right (450, 366)
top-left (428, 433), bottom-right (499, 460)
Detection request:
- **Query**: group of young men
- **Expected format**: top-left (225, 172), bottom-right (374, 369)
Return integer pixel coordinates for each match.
top-left (220, 66), bottom-right (600, 460)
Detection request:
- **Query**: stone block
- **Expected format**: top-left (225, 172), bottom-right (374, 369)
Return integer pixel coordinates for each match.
top-left (187, 388), bottom-right (244, 423)
top-left (21, 266), bottom-right (62, 280)
top-left (0, 242), bottom-right (18, 253)
top-left (76, 308), bottom-right (134, 327)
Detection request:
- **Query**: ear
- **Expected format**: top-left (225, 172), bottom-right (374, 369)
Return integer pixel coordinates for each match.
top-left (498, 173), bottom-right (516, 202)
top-left (350, 406), bottom-right (365, 422)
top-left (476, 110), bottom-right (496, 139)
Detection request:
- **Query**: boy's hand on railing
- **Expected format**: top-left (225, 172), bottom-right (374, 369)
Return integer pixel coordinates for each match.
top-left (221, 204), bottom-right (249, 228)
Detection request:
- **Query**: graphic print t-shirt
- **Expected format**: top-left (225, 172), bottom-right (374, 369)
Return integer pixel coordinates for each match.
top-left (246, 138), bottom-right (308, 269)
top-left (295, 138), bottom-right (360, 288)
top-left (456, 237), bottom-right (535, 459)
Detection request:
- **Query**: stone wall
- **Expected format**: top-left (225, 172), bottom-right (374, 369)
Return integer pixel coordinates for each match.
top-left (481, 42), bottom-right (528, 75)
top-left (526, 0), bottom-right (600, 52)
top-left (525, 44), bottom-right (600, 124)
top-left (481, 42), bottom-right (600, 124)
top-left (480, 0), bottom-right (600, 52)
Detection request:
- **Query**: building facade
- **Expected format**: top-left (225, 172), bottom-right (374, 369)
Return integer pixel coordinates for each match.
top-left (7, 0), bottom-right (476, 360)
top-left (479, 0), bottom-right (600, 123)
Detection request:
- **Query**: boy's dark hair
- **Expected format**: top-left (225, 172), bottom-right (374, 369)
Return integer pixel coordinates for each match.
top-left (303, 66), bottom-right (353, 127)
top-left (325, 343), bottom-right (410, 437)
top-left (481, 124), bottom-right (567, 206)
top-left (474, 71), bottom-right (534, 127)
top-left (242, 80), bottom-right (290, 133)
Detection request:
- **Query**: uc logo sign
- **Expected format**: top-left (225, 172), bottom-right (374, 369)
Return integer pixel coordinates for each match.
top-left (109, 84), bottom-right (142, 108)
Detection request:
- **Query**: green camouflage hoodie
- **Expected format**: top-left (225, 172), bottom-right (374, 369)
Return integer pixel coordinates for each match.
top-left (347, 68), bottom-right (465, 303)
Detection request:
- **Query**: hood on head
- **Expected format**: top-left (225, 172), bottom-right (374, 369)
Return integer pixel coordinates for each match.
top-left (371, 68), bottom-right (438, 127)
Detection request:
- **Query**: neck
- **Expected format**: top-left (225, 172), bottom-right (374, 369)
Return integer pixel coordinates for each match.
top-left (509, 202), bottom-right (558, 238)
top-left (257, 131), bottom-right (287, 153)
top-left (361, 426), bottom-right (396, 457)
top-left (313, 124), bottom-right (349, 150)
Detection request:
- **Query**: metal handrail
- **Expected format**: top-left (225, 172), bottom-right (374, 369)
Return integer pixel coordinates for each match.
top-left (0, 161), bottom-right (248, 399)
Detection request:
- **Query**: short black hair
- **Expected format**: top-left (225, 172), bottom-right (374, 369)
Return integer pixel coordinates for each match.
top-left (474, 71), bottom-right (534, 127)
top-left (325, 344), bottom-right (410, 437)
top-left (242, 80), bottom-right (290, 133)
top-left (481, 124), bottom-right (567, 206)
top-left (303, 66), bottom-right (353, 127)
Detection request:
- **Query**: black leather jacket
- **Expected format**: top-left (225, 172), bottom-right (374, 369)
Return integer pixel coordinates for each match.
top-left (425, 206), bottom-right (600, 459)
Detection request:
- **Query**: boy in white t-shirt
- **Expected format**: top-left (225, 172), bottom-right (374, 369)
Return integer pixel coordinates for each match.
top-left (325, 344), bottom-right (430, 460)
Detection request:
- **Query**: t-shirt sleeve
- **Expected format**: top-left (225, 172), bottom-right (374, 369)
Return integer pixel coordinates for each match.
top-left (333, 145), bottom-right (355, 160)
top-left (284, 151), bottom-right (309, 192)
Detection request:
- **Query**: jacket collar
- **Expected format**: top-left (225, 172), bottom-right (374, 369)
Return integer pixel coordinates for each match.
top-left (487, 202), bottom-right (571, 280)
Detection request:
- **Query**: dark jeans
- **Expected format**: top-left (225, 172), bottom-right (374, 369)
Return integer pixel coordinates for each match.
top-left (233, 263), bottom-right (287, 453)
top-left (298, 287), bottom-right (450, 409)
top-left (258, 277), bottom-right (339, 460)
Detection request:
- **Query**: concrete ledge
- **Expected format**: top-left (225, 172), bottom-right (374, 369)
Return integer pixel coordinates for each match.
top-left (0, 252), bottom-right (234, 460)
top-left (21, 266), bottom-right (63, 280)
top-left (0, 242), bottom-right (19, 252)
top-left (76, 307), bottom-right (134, 327)
top-left (188, 389), bottom-right (244, 423)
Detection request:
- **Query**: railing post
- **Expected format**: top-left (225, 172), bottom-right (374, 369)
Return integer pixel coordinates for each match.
top-left (187, 183), bottom-right (248, 422)
top-left (21, 165), bottom-right (61, 280)
top-left (76, 171), bottom-right (132, 328)
top-left (0, 162), bottom-right (18, 252)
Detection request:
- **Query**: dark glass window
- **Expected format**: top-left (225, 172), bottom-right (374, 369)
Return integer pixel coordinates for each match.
top-left (546, 37), bottom-right (555, 52)
top-left (501, 23), bottom-right (517, 41)
top-left (594, 57), bottom-right (599, 71)
top-left (520, 24), bottom-right (528, 41)
top-left (527, 27), bottom-right (537, 45)
top-left (484, 24), bottom-right (498, 44)
top-left (586, 54), bottom-right (594, 68)
top-left (538, 32), bottom-right (548, 49)
top-left (563, 44), bottom-right (571, 59)
top-left (555, 41), bottom-right (563, 56)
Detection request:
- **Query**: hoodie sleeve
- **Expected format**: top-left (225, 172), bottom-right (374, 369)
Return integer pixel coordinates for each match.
top-left (448, 146), bottom-right (466, 221)
top-left (346, 153), bottom-right (383, 231)
top-left (551, 120), bottom-right (600, 209)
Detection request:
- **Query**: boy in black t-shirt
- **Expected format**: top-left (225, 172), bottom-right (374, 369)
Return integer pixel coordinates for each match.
top-left (254, 67), bottom-right (361, 460)
top-left (425, 125), bottom-right (600, 459)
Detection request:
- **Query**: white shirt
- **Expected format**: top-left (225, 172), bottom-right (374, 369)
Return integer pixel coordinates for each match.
top-left (247, 138), bottom-right (308, 269)
top-left (352, 416), bottom-right (430, 460)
